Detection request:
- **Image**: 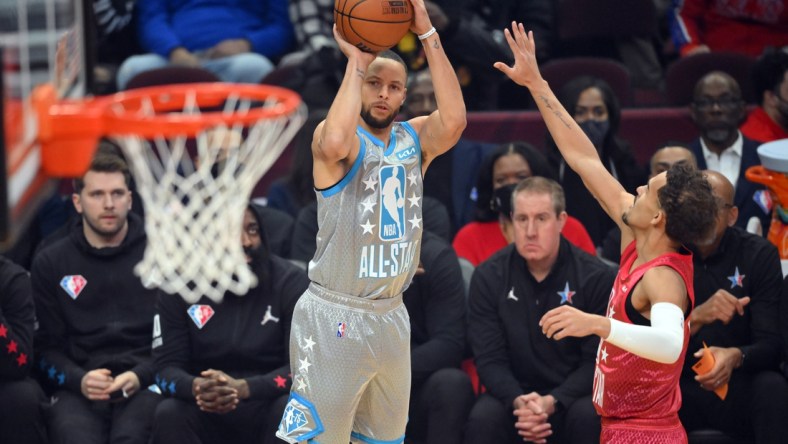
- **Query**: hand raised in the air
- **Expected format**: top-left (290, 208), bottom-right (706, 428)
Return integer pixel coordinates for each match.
top-left (493, 22), bottom-right (545, 90)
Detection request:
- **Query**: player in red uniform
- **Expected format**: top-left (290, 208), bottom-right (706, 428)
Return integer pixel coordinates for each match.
top-left (494, 23), bottom-right (719, 443)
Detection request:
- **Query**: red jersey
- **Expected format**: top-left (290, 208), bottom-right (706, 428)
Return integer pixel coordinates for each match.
top-left (592, 241), bottom-right (694, 442)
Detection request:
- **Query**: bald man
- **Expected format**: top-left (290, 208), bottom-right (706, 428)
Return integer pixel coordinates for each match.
top-left (679, 170), bottom-right (788, 442)
top-left (688, 71), bottom-right (771, 234)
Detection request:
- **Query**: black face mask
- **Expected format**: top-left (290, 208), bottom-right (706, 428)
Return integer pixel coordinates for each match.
top-left (491, 184), bottom-right (516, 219)
top-left (579, 119), bottom-right (610, 150)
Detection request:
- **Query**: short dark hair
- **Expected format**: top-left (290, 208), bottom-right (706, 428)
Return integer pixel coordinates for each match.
top-left (512, 176), bottom-right (566, 216)
top-left (377, 50), bottom-right (407, 71)
top-left (73, 151), bottom-right (132, 194)
top-left (752, 46), bottom-right (788, 103)
top-left (657, 163), bottom-right (717, 247)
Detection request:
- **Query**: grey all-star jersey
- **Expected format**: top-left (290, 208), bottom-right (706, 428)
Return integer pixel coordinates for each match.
top-left (308, 122), bottom-right (424, 300)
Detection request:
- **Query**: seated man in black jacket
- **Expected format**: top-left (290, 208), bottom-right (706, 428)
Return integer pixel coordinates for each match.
top-left (32, 153), bottom-right (160, 444)
top-left (679, 171), bottom-right (788, 442)
top-left (149, 204), bottom-right (310, 444)
top-left (465, 177), bottom-right (614, 444)
top-left (0, 256), bottom-right (47, 444)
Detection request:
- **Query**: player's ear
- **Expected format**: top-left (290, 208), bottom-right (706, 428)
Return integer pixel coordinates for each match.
top-left (72, 193), bottom-right (83, 214)
top-left (652, 209), bottom-right (665, 227)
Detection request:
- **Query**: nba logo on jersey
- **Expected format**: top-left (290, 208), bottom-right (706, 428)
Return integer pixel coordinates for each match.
top-left (187, 305), bottom-right (215, 329)
top-left (337, 322), bottom-right (347, 338)
top-left (282, 404), bottom-right (308, 434)
top-left (379, 165), bottom-right (406, 241)
top-left (60, 275), bottom-right (87, 300)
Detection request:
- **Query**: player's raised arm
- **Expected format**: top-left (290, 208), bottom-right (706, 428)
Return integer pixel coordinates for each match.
top-left (494, 22), bottom-right (631, 230)
top-left (407, 0), bottom-right (466, 172)
top-left (311, 25), bottom-right (376, 189)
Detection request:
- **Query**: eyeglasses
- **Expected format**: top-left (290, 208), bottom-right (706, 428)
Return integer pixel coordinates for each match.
top-left (692, 97), bottom-right (742, 111)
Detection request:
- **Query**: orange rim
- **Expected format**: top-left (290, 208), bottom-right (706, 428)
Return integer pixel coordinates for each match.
top-left (34, 83), bottom-right (302, 177)
top-left (102, 83), bottom-right (302, 136)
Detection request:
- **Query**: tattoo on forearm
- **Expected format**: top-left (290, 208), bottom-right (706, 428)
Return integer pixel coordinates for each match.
top-left (355, 68), bottom-right (364, 78)
top-left (432, 40), bottom-right (439, 49)
top-left (539, 95), bottom-right (572, 129)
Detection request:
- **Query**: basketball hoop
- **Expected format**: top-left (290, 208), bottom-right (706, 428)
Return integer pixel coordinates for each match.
top-left (34, 83), bottom-right (306, 303)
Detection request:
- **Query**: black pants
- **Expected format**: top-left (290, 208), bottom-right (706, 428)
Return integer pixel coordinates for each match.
top-left (45, 388), bottom-right (160, 444)
top-left (151, 393), bottom-right (289, 444)
top-left (406, 368), bottom-right (475, 444)
top-left (0, 378), bottom-right (48, 444)
top-left (463, 393), bottom-right (600, 444)
top-left (680, 370), bottom-right (788, 443)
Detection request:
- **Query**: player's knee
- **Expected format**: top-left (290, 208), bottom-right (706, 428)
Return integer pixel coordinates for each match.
top-left (751, 371), bottom-right (788, 405)
top-left (153, 398), bottom-right (190, 427)
top-left (426, 368), bottom-right (474, 402)
top-left (0, 380), bottom-right (42, 419)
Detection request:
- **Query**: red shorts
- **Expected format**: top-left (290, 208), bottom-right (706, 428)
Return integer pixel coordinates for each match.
top-left (601, 416), bottom-right (687, 444)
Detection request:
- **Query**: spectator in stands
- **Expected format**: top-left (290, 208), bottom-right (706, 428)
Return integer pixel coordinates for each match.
top-left (670, 0), bottom-right (788, 58)
top-left (679, 170), bottom-right (788, 443)
top-left (282, 203), bottom-right (475, 443)
top-left (89, 0), bottom-right (141, 94)
top-left (741, 46), bottom-right (788, 143)
top-left (150, 205), bottom-right (309, 444)
top-left (453, 142), bottom-right (595, 266)
top-left (265, 110), bottom-right (325, 219)
top-left (600, 144), bottom-right (698, 263)
top-left (0, 256), bottom-right (47, 444)
top-left (32, 153), bottom-right (160, 444)
top-left (687, 71), bottom-right (771, 234)
top-left (393, 1), bottom-right (513, 111)
top-left (464, 177), bottom-right (613, 444)
top-left (403, 70), bottom-right (496, 234)
top-left (116, 0), bottom-right (293, 90)
top-left (478, 0), bottom-right (556, 110)
top-left (545, 76), bottom-right (646, 246)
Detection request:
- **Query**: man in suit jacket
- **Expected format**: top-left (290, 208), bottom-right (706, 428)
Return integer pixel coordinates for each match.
top-left (688, 71), bottom-right (770, 234)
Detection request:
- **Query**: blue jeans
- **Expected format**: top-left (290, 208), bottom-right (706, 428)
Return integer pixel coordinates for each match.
top-left (116, 52), bottom-right (274, 90)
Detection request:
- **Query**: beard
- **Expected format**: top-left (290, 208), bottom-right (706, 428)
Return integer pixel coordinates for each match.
top-left (244, 244), bottom-right (265, 268)
top-left (361, 104), bottom-right (399, 129)
top-left (84, 215), bottom-right (126, 239)
top-left (704, 126), bottom-right (735, 145)
top-left (622, 211), bottom-right (630, 226)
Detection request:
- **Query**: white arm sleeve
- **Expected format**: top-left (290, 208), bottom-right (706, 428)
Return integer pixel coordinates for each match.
top-left (605, 302), bottom-right (685, 364)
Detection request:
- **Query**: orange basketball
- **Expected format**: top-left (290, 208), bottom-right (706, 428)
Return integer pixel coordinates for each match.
top-left (335, 0), bottom-right (413, 53)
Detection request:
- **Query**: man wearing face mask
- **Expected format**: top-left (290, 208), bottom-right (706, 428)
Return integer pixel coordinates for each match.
top-left (452, 142), bottom-right (596, 266)
top-left (545, 76), bottom-right (646, 246)
top-left (688, 71), bottom-right (771, 235)
top-left (149, 204), bottom-right (309, 444)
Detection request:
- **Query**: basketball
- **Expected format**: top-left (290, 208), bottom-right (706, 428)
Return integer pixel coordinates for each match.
top-left (335, 0), bottom-right (413, 53)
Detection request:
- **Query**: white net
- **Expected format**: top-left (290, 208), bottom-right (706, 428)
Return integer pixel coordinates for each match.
top-left (110, 88), bottom-right (306, 303)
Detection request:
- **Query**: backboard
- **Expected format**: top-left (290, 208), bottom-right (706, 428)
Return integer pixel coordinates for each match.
top-left (0, 0), bottom-right (90, 251)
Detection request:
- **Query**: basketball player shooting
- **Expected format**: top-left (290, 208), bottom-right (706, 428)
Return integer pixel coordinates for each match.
top-left (276, 0), bottom-right (466, 443)
top-left (493, 23), bottom-right (718, 442)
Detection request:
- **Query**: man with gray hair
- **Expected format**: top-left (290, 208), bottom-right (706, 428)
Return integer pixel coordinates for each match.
top-left (465, 177), bottom-right (614, 444)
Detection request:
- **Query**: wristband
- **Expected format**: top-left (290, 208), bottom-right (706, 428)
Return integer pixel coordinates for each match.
top-left (417, 27), bottom-right (437, 41)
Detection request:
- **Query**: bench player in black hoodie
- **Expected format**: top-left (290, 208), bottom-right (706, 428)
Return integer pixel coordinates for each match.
top-left (149, 204), bottom-right (309, 444)
top-left (31, 153), bottom-right (160, 444)
top-left (0, 256), bottom-right (47, 444)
